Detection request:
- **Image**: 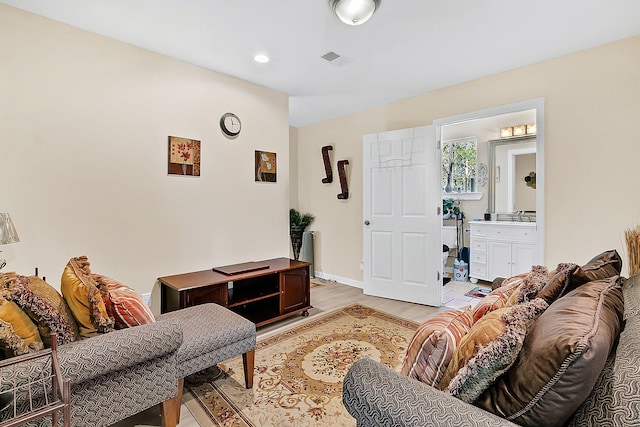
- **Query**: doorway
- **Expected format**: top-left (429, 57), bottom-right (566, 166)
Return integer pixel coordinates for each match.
top-left (434, 98), bottom-right (545, 274)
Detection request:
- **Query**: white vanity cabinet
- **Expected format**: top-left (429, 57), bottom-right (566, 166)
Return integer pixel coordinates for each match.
top-left (469, 222), bottom-right (537, 282)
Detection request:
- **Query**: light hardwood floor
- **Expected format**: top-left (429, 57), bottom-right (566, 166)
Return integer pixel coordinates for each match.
top-left (111, 278), bottom-right (485, 427)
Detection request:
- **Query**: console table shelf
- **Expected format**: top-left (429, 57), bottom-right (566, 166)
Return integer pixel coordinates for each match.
top-left (158, 257), bottom-right (311, 328)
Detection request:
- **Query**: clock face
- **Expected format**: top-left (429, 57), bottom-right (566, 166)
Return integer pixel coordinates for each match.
top-left (220, 112), bottom-right (241, 137)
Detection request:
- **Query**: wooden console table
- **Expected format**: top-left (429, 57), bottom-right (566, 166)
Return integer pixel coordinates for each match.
top-left (158, 257), bottom-right (311, 327)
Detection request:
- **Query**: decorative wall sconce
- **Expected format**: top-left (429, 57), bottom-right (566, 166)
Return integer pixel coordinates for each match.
top-left (337, 160), bottom-right (350, 199)
top-left (321, 145), bottom-right (333, 183)
top-left (524, 171), bottom-right (537, 189)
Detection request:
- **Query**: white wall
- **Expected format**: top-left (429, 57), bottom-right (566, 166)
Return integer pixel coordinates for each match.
top-left (297, 35), bottom-right (640, 281)
top-left (0, 5), bottom-right (290, 309)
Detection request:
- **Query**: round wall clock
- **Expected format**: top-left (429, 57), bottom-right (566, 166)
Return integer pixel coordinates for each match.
top-left (220, 112), bottom-right (241, 137)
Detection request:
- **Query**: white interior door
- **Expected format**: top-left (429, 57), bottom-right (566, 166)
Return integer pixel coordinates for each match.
top-left (363, 126), bottom-right (441, 306)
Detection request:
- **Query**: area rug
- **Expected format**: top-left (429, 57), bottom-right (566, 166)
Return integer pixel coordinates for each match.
top-left (186, 304), bottom-right (419, 426)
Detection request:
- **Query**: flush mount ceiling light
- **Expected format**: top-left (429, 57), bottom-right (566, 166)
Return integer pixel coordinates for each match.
top-left (254, 54), bottom-right (270, 63)
top-left (330, 0), bottom-right (381, 26)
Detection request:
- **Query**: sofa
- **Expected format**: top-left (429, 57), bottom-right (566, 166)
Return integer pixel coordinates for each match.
top-left (0, 257), bottom-right (256, 427)
top-left (343, 252), bottom-right (640, 427)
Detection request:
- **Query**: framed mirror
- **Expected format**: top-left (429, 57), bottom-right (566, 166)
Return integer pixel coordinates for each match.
top-left (488, 136), bottom-right (536, 214)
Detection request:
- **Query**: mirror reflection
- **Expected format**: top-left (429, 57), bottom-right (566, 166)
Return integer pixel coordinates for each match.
top-left (488, 136), bottom-right (536, 214)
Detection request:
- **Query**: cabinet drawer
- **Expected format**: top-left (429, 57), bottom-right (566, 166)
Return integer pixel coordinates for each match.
top-left (487, 226), bottom-right (536, 243)
top-left (470, 263), bottom-right (487, 278)
top-left (471, 239), bottom-right (486, 252)
top-left (471, 224), bottom-right (487, 237)
top-left (470, 251), bottom-right (487, 264)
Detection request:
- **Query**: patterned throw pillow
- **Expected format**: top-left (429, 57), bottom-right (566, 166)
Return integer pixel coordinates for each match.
top-left (472, 272), bottom-right (528, 323)
top-left (476, 276), bottom-right (624, 427)
top-left (505, 265), bottom-right (549, 306)
top-left (61, 256), bottom-right (114, 338)
top-left (400, 307), bottom-right (473, 387)
top-left (3, 273), bottom-right (79, 347)
top-left (0, 296), bottom-right (44, 358)
top-left (93, 274), bottom-right (155, 329)
top-left (440, 298), bottom-right (548, 402)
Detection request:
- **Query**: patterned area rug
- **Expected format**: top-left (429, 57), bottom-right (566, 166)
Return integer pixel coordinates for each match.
top-left (186, 304), bottom-right (419, 426)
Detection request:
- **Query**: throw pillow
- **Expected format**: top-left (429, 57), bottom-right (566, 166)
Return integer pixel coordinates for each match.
top-left (475, 276), bottom-right (624, 427)
top-left (535, 263), bottom-right (578, 305)
top-left (61, 256), bottom-right (114, 338)
top-left (505, 265), bottom-right (548, 306)
top-left (439, 298), bottom-right (548, 399)
top-left (93, 274), bottom-right (155, 329)
top-left (0, 296), bottom-right (44, 358)
top-left (472, 272), bottom-right (528, 323)
top-left (400, 307), bottom-right (474, 387)
top-left (570, 250), bottom-right (623, 289)
top-left (3, 273), bottom-right (79, 347)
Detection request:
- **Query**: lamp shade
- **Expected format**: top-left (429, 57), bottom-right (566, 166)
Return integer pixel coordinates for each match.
top-left (330, 0), bottom-right (381, 26)
top-left (0, 213), bottom-right (19, 245)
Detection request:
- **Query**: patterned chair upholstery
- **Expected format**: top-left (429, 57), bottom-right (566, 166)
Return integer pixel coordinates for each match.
top-left (343, 274), bottom-right (640, 427)
top-left (156, 303), bottom-right (257, 424)
top-left (1, 319), bottom-right (183, 427)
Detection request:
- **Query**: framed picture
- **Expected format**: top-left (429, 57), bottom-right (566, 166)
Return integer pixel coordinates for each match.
top-left (255, 150), bottom-right (276, 182)
top-left (168, 136), bottom-right (200, 176)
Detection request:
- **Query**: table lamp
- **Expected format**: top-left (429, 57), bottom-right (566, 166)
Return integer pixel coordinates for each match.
top-left (0, 212), bottom-right (20, 270)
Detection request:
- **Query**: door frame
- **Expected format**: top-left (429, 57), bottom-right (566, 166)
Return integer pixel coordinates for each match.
top-left (433, 98), bottom-right (545, 266)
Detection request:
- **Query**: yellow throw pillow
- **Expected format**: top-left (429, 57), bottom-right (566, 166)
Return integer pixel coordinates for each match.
top-left (4, 273), bottom-right (80, 347)
top-left (0, 296), bottom-right (44, 358)
top-left (61, 256), bottom-right (114, 338)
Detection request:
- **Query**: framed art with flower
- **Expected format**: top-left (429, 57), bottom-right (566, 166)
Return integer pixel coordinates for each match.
top-left (168, 136), bottom-right (200, 176)
top-left (255, 150), bottom-right (277, 182)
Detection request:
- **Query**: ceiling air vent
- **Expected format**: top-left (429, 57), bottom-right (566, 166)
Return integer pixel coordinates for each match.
top-left (321, 51), bottom-right (341, 62)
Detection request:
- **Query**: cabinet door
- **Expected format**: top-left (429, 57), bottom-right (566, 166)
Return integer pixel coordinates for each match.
top-left (182, 284), bottom-right (227, 308)
top-left (511, 243), bottom-right (536, 276)
top-left (488, 241), bottom-right (512, 280)
top-left (280, 267), bottom-right (310, 314)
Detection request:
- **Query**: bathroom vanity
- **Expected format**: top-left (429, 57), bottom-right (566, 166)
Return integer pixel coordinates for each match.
top-left (469, 221), bottom-right (537, 282)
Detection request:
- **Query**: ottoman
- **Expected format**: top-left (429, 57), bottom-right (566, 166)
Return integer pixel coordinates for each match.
top-left (157, 303), bottom-right (256, 424)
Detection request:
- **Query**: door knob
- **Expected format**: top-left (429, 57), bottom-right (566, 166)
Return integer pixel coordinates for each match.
top-left (364, 220), bottom-right (370, 226)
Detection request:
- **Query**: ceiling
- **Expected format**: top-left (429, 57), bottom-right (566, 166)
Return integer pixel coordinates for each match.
top-left (3, 0), bottom-right (640, 127)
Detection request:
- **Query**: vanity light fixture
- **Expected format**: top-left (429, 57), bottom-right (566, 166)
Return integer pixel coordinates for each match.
top-left (330, 0), bottom-right (381, 26)
top-left (513, 125), bottom-right (527, 137)
top-left (500, 127), bottom-right (513, 138)
top-left (526, 123), bottom-right (537, 135)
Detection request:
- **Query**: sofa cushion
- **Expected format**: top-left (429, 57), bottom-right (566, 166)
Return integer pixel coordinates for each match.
top-left (93, 274), bottom-right (155, 329)
top-left (61, 256), bottom-right (114, 337)
top-left (439, 299), bottom-right (548, 401)
top-left (0, 296), bottom-right (44, 358)
top-left (476, 276), bottom-right (624, 427)
top-left (3, 273), bottom-right (79, 347)
top-left (504, 265), bottom-right (548, 306)
top-left (399, 307), bottom-right (474, 387)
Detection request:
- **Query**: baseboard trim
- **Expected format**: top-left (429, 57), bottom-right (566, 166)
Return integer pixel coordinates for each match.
top-left (314, 271), bottom-right (363, 289)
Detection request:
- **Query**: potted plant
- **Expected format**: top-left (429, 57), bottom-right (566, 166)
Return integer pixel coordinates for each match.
top-left (290, 208), bottom-right (315, 260)
top-left (443, 198), bottom-right (462, 220)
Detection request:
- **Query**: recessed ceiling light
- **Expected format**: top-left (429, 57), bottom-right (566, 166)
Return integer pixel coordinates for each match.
top-left (254, 54), bottom-right (270, 64)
